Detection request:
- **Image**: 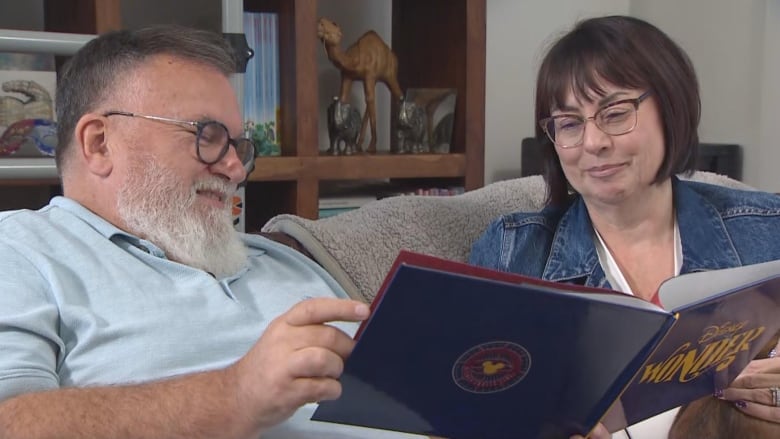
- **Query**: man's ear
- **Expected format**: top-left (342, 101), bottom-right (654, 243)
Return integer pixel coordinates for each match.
top-left (74, 113), bottom-right (114, 177)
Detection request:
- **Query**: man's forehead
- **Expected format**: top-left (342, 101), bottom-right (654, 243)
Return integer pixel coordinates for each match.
top-left (104, 55), bottom-right (241, 131)
top-left (116, 57), bottom-right (231, 102)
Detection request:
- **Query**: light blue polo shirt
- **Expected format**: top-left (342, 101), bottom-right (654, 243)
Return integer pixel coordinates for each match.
top-left (0, 196), bottom-right (349, 401)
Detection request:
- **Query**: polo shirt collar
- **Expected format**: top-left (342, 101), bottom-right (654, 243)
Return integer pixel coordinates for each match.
top-left (50, 196), bottom-right (166, 257)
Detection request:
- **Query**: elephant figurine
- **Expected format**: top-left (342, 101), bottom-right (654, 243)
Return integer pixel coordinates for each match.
top-left (326, 96), bottom-right (361, 155)
top-left (395, 98), bottom-right (427, 154)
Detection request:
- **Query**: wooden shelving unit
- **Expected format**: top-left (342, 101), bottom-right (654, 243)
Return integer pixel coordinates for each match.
top-left (3, 0), bottom-right (486, 229)
top-left (242, 0), bottom-right (485, 228)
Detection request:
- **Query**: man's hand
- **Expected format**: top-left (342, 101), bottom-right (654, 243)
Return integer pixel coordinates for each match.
top-left (570, 422), bottom-right (611, 439)
top-left (0, 298), bottom-right (370, 439)
top-left (230, 297), bottom-right (370, 432)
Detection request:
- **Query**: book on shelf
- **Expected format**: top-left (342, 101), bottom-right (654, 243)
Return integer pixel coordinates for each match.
top-left (318, 206), bottom-right (359, 219)
top-left (319, 195), bottom-right (378, 209)
top-left (243, 11), bottom-right (280, 157)
top-left (388, 186), bottom-right (465, 197)
top-left (312, 250), bottom-right (780, 439)
top-left (318, 195), bottom-right (377, 219)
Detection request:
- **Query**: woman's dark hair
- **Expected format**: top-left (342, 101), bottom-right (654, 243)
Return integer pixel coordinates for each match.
top-left (535, 15), bottom-right (700, 206)
top-left (55, 25), bottom-right (237, 174)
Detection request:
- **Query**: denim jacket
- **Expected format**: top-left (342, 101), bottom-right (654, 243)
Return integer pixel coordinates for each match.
top-left (469, 178), bottom-right (780, 290)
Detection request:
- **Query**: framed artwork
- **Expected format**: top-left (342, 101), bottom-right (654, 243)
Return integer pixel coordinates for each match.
top-left (0, 53), bottom-right (57, 157)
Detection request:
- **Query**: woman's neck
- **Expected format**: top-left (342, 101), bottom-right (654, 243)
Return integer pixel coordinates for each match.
top-left (585, 179), bottom-right (677, 301)
top-left (585, 179), bottom-right (674, 244)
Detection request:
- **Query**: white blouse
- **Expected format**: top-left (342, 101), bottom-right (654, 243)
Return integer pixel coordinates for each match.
top-left (592, 220), bottom-right (682, 439)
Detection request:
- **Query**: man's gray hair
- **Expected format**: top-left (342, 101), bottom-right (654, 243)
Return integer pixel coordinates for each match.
top-left (55, 25), bottom-right (237, 172)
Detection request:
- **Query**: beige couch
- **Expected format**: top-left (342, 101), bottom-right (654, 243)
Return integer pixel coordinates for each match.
top-left (261, 172), bottom-right (751, 303)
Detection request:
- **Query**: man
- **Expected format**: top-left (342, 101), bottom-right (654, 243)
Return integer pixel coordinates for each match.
top-left (0, 25), bottom-right (397, 439)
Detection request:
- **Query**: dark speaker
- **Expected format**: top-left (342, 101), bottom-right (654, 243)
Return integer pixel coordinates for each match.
top-left (697, 143), bottom-right (742, 181)
top-left (520, 137), bottom-right (544, 177)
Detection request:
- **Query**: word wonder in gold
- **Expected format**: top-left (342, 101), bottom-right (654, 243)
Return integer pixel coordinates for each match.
top-left (639, 323), bottom-right (765, 384)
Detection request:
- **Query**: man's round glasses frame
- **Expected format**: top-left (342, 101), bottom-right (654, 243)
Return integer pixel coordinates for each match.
top-left (103, 111), bottom-right (256, 171)
top-left (539, 91), bottom-right (652, 149)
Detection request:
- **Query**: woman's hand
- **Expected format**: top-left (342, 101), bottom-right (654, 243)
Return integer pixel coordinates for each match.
top-left (720, 341), bottom-right (780, 423)
top-left (570, 422), bottom-right (611, 439)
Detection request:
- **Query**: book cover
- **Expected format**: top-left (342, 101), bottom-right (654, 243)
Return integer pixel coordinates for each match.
top-left (312, 251), bottom-right (780, 439)
top-left (607, 260), bottom-right (780, 430)
top-left (243, 12), bottom-right (280, 156)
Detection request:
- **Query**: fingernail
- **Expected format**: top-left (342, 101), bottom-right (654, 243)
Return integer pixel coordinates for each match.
top-left (355, 303), bottom-right (370, 318)
top-left (734, 400), bottom-right (747, 409)
top-left (714, 388), bottom-right (724, 399)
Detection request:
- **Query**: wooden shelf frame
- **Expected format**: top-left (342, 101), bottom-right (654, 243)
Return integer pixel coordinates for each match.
top-left (250, 153), bottom-right (467, 181)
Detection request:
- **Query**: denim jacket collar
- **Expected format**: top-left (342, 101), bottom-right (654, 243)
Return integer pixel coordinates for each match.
top-left (541, 177), bottom-right (741, 287)
top-left (673, 178), bottom-right (742, 272)
top-left (543, 197), bottom-right (603, 286)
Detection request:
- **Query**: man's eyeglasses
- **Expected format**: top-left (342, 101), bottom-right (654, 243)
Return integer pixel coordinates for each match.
top-left (103, 111), bottom-right (256, 171)
top-left (539, 91), bottom-right (652, 149)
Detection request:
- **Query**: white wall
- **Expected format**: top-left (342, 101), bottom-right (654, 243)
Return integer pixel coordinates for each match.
top-left (757, 0), bottom-right (780, 191)
top-left (630, 0), bottom-right (774, 190)
top-left (485, 0), bottom-right (780, 191)
top-left (485, 0), bottom-right (629, 182)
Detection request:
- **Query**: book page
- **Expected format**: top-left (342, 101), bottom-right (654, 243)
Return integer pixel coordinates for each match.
top-left (514, 282), bottom-right (663, 312)
top-left (659, 259), bottom-right (780, 310)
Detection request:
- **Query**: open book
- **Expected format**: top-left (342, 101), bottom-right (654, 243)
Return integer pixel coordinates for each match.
top-left (312, 251), bottom-right (780, 439)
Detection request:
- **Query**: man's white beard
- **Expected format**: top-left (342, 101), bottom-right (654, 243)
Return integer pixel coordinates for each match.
top-left (116, 155), bottom-right (248, 278)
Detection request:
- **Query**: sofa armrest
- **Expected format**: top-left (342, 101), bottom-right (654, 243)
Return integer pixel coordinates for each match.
top-left (262, 175), bottom-right (549, 302)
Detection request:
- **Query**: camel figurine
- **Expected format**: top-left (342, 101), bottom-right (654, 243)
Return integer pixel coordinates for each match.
top-left (317, 17), bottom-right (403, 153)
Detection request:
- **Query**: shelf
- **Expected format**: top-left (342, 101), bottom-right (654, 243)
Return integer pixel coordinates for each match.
top-left (315, 153), bottom-right (466, 180)
top-left (248, 153), bottom-right (466, 182)
top-left (1, 154), bottom-right (465, 184)
top-left (0, 29), bottom-right (94, 55)
top-left (0, 158), bottom-right (58, 183)
top-left (250, 156), bottom-right (318, 181)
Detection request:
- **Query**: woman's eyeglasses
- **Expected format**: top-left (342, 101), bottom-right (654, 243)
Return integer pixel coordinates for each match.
top-left (539, 91), bottom-right (652, 149)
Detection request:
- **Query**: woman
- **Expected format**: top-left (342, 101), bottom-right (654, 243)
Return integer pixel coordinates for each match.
top-left (469, 15), bottom-right (780, 439)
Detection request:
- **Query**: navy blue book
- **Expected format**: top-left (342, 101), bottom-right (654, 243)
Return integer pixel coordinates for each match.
top-left (312, 251), bottom-right (780, 439)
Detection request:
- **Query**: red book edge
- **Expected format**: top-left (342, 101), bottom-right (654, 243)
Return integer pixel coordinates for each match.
top-left (354, 249), bottom-right (645, 339)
